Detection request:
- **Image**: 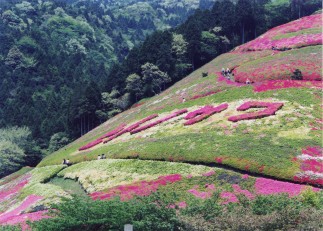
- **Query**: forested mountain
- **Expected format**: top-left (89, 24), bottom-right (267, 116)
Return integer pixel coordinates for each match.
top-left (0, 0), bottom-right (216, 150)
top-left (0, 0), bottom-right (321, 175)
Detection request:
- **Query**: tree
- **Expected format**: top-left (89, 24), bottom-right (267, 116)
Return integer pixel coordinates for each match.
top-left (48, 132), bottom-right (70, 153)
top-left (0, 140), bottom-right (25, 177)
top-left (265, 0), bottom-right (291, 28)
top-left (0, 126), bottom-right (34, 177)
top-left (5, 46), bottom-right (24, 69)
top-left (95, 90), bottom-right (122, 122)
top-left (5, 46), bottom-right (37, 70)
top-left (141, 63), bottom-right (171, 95)
top-left (172, 33), bottom-right (188, 62)
top-left (126, 73), bottom-right (144, 102)
top-left (236, 0), bottom-right (255, 44)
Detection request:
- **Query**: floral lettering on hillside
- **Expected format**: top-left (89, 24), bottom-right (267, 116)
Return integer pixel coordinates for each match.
top-left (228, 101), bottom-right (284, 122)
top-left (130, 109), bottom-right (187, 134)
top-left (103, 114), bottom-right (158, 143)
top-left (79, 101), bottom-right (284, 151)
top-left (184, 104), bottom-right (228, 126)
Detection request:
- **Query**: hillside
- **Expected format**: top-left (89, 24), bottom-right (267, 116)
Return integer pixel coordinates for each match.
top-left (1, 0), bottom-right (321, 160)
top-left (0, 0), bottom-right (217, 151)
top-left (0, 13), bottom-right (322, 230)
top-left (39, 13), bottom-right (322, 184)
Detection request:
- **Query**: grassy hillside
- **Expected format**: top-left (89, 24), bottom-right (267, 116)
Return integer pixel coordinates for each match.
top-left (39, 14), bottom-right (322, 186)
top-left (0, 13), bottom-right (322, 230)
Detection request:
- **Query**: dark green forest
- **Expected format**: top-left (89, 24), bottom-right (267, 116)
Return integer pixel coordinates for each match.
top-left (0, 0), bottom-right (321, 176)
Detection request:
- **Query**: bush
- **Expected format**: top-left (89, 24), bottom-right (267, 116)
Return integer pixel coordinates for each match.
top-left (182, 192), bottom-right (222, 220)
top-left (202, 72), bottom-right (208, 77)
top-left (291, 69), bottom-right (303, 80)
top-left (31, 192), bottom-right (181, 231)
top-left (300, 188), bottom-right (323, 208)
top-left (251, 194), bottom-right (301, 215)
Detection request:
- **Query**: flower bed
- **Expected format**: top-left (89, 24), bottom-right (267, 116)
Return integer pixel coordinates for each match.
top-left (294, 146), bottom-right (323, 186)
top-left (220, 192), bottom-right (238, 204)
top-left (130, 109), bottom-right (188, 134)
top-left (104, 114), bottom-right (158, 143)
top-left (0, 167), bottom-right (33, 187)
top-left (79, 139), bottom-right (103, 151)
top-left (189, 90), bottom-right (222, 100)
top-left (0, 174), bottom-right (30, 204)
top-left (228, 101), bottom-right (284, 122)
top-left (79, 124), bottom-right (127, 151)
top-left (98, 124), bottom-right (126, 140)
top-left (233, 51), bottom-right (322, 83)
top-left (91, 174), bottom-right (182, 201)
top-left (254, 178), bottom-right (316, 197)
top-left (80, 115), bottom-right (159, 150)
top-left (184, 104), bottom-right (228, 126)
top-left (254, 80), bottom-right (322, 92)
top-left (234, 14), bottom-right (322, 52)
top-left (0, 195), bottom-right (43, 224)
top-left (1, 210), bottom-right (49, 231)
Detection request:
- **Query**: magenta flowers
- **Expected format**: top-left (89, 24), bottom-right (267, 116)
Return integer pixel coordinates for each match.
top-left (0, 174), bottom-right (30, 204)
top-left (0, 195), bottom-right (44, 226)
top-left (184, 104), bottom-right (228, 126)
top-left (78, 101), bottom-right (286, 151)
top-left (104, 114), bottom-right (158, 142)
top-left (131, 109), bottom-right (188, 134)
top-left (294, 146), bottom-right (323, 186)
top-left (254, 178), bottom-right (310, 197)
top-left (254, 80), bottom-right (322, 92)
top-left (91, 174), bottom-right (182, 201)
top-left (79, 115), bottom-right (158, 150)
top-left (234, 14), bottom-right (322, 52)
top-left (228, 101), bottom-right (284, 122)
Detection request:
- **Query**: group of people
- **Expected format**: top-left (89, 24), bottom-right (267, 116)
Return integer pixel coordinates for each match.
top-left (98, 154), bottom-right (106, 160)
top-left (62, 153), bottom-right (107, 166)
top-left (62, 159), bottom-right (72, 166)
top-left (221, 67), bottom-right (234, 80)
top-left (222, 67), bottom-right (252, 85)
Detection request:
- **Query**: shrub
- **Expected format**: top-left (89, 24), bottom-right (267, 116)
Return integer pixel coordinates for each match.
top-left (202, 72), bottom-right (208, 77)
top-left (30, 193), bottom-right (181, 231)
top-left (300, 188), bottom-right (322, 208)
top-left (291, 69), bottom-right (303, 80)
top-left (252, 193), bottom-right (305, 216)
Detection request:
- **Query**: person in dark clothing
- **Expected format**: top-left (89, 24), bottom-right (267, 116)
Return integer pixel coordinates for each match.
top-left (62, 159), bottom-right (67, 165)
top-left (101, 154), bottom-right (106, 159)
top-left (66, 159), bottom-right (72, 166)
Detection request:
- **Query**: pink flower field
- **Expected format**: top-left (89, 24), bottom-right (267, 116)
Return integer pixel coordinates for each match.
top-left (0, 195), bottom-right (46, 230)
top-left (253, 79), bottom-right (322, 92)
top-left (90, 174), bottom-right (182, 201)
top-left (294, 146), bottom-right (323, 186)
top-left (233, 49), bottom-right (322, 83)
top-left (234, 14), bottom-right (322, 52)
top-left (0, 174), bottom-right (30, 204)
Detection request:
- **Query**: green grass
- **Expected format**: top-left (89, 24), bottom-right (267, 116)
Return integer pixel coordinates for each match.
top-left (37, 36), bottom-right (321, 185)
top-left (37, 86), bottom-right (322, 183)
top-left (57, 159), bottom-right (212, 192)
top-left (48, 177), bottom-right (87, 197)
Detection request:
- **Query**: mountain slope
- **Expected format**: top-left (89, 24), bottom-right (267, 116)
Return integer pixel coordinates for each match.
top-left (0, 13), bottom-right (322, 229)
top-left (0, 0), bottom-right (216, 147)
top-left (39, 13), bottom-right (322, 186)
